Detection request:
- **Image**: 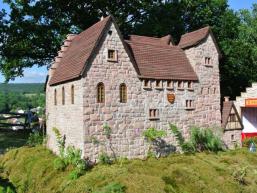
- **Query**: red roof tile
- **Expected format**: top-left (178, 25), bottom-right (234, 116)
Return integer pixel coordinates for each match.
top-left (179, 26), bottom-right (210, 49)
top-left (49, 16), bottom-right (112, 85)
top-left (129, 35), bottom-right (173, 46)
top-left (126, 41), bottom-right (198, 80)
top-left (221, 101), bottom-right (243, 129)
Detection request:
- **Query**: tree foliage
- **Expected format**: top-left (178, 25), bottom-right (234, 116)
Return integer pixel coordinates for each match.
top-left (0, 0), bottom-right (256, 98)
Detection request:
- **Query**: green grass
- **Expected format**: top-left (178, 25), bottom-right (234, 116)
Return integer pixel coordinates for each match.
top-left (0, 130), bottom-right (30, 154)
top-left (1, 146), bottom-right (257, 193)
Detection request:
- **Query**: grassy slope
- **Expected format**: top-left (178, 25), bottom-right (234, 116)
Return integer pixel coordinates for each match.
top-left (1, 147), bottom-right (257, 193)
top-left (0, 131), bottom-right (30, 154)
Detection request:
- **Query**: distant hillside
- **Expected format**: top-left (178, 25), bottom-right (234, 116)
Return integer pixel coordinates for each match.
top-left (0, 83), bottom-right (44, 93)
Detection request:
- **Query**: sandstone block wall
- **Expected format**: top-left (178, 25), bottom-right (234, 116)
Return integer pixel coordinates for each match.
top-left (46, 22), bottom-right (222, 161)
top-left (82, 23), bottom-right (221, 161)
top-left (46, 80), bottom-right (84, 155)
top-left (184, 35), bottom-right (221, 128)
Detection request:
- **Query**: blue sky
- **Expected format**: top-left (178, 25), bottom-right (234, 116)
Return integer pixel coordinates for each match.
top-left (0, 0), bottom-right (256, 83)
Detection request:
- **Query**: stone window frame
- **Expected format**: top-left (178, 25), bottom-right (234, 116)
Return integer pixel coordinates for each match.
top-left (213, 87), bottom-right (217, 94)
top-left (204, 56), bottom-right (212, 67)
top-left (54, 89), bottom-right (57, 105)
top-left (149, 109), bottom-right (160, 120)
top-left (71, 85), bottom-right (75, 104)
top-left (177, 81), bottom-right (184, 90)
top-left (187, 81), bottom-right (194, 91)
top-left (107, 49), bottom-right (118, 62)
top-left (120, 83), bottom-right (127, 103)
top-left (62, 87), bottom-right (65, 105)
top-left (97, 82), bottom-right (105, 103)
top-left (143, 79), bottom-right (151, 89)
top-left (185, 100), bottom-right (195, 110)
top-left (155, 80), bottom-right (163, 90)
top-left (167, 80), bottom-right (174, 90)
top-left (231, 134), bottom-right (235, 141)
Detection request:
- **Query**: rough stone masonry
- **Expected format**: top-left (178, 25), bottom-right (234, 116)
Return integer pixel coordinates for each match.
top-left (46, 16), bottom-right (223, 161)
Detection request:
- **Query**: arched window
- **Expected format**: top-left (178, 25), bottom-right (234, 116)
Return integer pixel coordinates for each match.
top-left (97, 83), bottom-right (105, 103)
top-left (120, 83), bottom-right (127, 103)
top-left (62, 87), bottom-right (65, 105)
top-left (54, 89), bottom-right (57, 105)
top-left (71, 85), bottom-right (74, 104)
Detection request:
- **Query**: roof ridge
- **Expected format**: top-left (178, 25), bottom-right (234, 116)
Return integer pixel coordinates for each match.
top-left (129, 34), bottom-right (161, 40)
top-left (126, 40), bottom-right (180, 49)
top-left (181, 26), bottom-right (210, 38)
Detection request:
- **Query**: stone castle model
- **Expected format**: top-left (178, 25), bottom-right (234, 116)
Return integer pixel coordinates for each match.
top-left (46, 16), bottom-right (234, 160)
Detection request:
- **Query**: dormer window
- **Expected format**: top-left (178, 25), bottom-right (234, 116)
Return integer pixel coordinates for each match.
top-left (107, 49), bottom-right (117, 62)
top-left (177, 81), bottom-right (184, 90)
top-left (205, 57), bottom-right (212, 66)
top-left (143, 79), bottom-right (151, 89)
top-left (167, 80), bottom-right (173, 89)
top-left (155, 80), bottom-right (163, 89)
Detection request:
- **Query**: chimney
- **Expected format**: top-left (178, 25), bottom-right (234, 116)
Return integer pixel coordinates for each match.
top-left (101, 16), bottom-right (104, 21)
top-left (224, 96), bottom-right (230, 102)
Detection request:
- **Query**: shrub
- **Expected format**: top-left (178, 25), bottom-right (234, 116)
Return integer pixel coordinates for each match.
top-left (52, 128), bottom-right (88, 179)
top-left (98, 152), bottom-right (112, 165)
top-left (52, 127), bottom-right (65, 157)
top-left (190, 127), bottom-right (223, 152)
top-left (53, 158), bottom-right (66, 171)
top-left (143, 127), bottom-right (167, 142)
top-left (242, 137), bottom-right (257, 148)
top-left (170, 124), bottom-right (223, 153)
top-left (26, 131), bottom-right (44, 146)
top-left (170, 124), bottom-right (195, 153)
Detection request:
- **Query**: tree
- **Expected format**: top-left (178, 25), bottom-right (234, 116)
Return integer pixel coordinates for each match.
top-left (0, 0), bottom-right (256, 98)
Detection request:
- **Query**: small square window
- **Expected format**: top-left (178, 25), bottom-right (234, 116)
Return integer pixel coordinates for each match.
top-left (231, 134), bottom-right (235, 141)
top-left (107, 49), bottom-right (117, 61)
top-left (188, 81), bottom-right (193, 90)
top-left (143, 79), bottom-right (151, 89)
top-left (155, 80), bottom-right (163, 89)
top-left (167, 80), bottom-right (173, 89)
top-left (205, 57), bottom-right (212, 66)
top-left (149, 109), bottom-right (159, 120)
top-left (185, 100), bottom-right (195, 110)
top-left (177, 81), bottom-right (184, 90)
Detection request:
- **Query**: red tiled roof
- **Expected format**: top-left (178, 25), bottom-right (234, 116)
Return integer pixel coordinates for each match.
top-left (49, 16), bottom-right (112, 85)
top-left (221, 101), bottom-right (233, 128)
top-left (126, 41), bottom-right (198, 80)
top-left (129, 35), bottom-right (173, 46)
top-left (221, 101), bottom-right (243, 129)
top-left (179, 26), bottom-right (210, 49)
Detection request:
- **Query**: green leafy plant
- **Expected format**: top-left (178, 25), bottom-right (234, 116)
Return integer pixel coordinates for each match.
top-left (170, 124), bottom-right (223, 153)
top-left (242, 137), bottom-right (257, 148)
top-left (98, 152), bottom-right (112, 165)
top-left (143, 127), bottom-right (167, 158)
top-left (52, 127), bottom-right (65, 158)
top-left (103, 124), bottom-right (112, 139)
top-left (52, 128), bottom-right (88, 179)
top-left (143, 127), bottom-right (167, 142)
top-left (53, 158), bottom-right (66, 171)
top-left (190, 127), bottom-right (223, 152)
top-left (26, 131), bottom-right (44, 147)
